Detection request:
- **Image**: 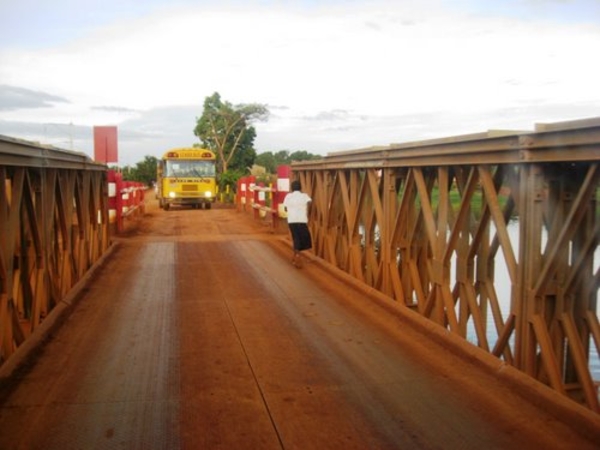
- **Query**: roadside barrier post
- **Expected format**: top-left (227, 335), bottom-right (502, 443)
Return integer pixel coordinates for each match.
top-left (276, 165), bottom-right (291, 232)
top-left (254, 182), bottom-right (266, 220)
top-left (246, 176), bottom-right (256, 211)
top-left (107, 170), bottom-right (123, 234)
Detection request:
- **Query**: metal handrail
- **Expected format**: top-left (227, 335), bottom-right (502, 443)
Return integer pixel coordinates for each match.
top-left (0, 135), bottom-right (106, 170)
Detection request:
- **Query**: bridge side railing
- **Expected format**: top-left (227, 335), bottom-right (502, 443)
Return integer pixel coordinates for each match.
top-left (291, 117), bottom-right (600, 412)
top-left (0, 136), bottom-right (109, 368)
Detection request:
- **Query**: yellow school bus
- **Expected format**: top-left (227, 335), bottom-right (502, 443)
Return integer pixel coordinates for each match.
top-left (157, 147), bottom-right (217, 210)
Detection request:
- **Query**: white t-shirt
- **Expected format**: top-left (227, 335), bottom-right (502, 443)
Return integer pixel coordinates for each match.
top-left (283, 191), bottom-right (312, 223)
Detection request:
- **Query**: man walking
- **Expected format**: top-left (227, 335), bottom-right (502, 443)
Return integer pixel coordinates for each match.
top-left (283, 180), bottom-right (312, 268)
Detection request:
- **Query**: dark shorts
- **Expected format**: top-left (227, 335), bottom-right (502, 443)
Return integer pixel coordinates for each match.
top-left (288, 223), bottom-right (312, 251)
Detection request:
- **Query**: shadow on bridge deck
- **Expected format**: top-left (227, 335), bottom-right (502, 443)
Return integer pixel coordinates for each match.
top-left (1, 200), bottom-right (599, 449)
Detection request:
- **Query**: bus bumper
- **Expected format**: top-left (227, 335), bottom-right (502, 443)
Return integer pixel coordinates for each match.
top-left (160, 197), bottom-right (216, 210)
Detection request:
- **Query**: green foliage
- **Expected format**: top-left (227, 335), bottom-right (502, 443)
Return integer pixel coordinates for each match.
top-left (218, 169), bottom-right (245, 193)
top-left (255, 152), bottom-right (277, 173)
top-left (289, 150), bottom-right (322, 162)
top-left (425, 184), bottom-right (512, 220)
top-left (121, 155), bottom-right (158, 186)
top-left (254, 149), bottom-right (322, 173)
top-left (193, 92), bottom-right (269, 174)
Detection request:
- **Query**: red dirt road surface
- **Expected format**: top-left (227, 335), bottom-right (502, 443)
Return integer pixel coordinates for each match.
top-left (1, 198), bottom-right (599, 449)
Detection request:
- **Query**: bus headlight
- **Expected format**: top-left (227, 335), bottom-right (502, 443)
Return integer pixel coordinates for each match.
top-left (204, 191), bottom-right (213, 198)
top-left (169, 191), bottom-right (177, 198)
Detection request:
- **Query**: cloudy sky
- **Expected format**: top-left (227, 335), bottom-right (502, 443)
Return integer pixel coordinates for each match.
top-left (1, 0), bottom-right (599, 166)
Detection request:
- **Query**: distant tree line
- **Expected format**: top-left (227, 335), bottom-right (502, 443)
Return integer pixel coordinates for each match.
top-left (119, 155), bottom-right (157, 186)
top-left (254, 150), bottom-right (322, 174)
top-left (121, 92), bottom-right (322, 190)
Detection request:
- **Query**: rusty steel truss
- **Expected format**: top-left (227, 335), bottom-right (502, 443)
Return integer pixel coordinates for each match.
top-left (0, 136), bottom-right (109, 367)
top-left (292, 117), bottom-right (600, 412)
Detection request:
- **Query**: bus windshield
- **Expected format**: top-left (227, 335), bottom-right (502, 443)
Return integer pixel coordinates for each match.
top-left (165, 160), bottom-right (216, 178)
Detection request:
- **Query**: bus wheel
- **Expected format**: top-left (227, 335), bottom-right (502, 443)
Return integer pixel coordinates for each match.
top-left (205, 202), bottom-right (212, 210)
top-left (163, 203), bottom-right (170, 211)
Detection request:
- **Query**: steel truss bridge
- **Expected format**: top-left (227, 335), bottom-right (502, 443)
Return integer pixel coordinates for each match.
top-left (293, 117), bottom-right (600, 412)
top-left (0, 117), bottom-right (599, 432)
top-left (0, 136), bottom-right (109, 367)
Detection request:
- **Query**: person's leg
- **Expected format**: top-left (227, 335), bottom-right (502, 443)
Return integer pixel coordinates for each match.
top-left (293, 250), bottom-right (303, 268)
top-left (294, 223), bottom-right (311, 267)
top-left (289, 224), bottom-right (303, 267)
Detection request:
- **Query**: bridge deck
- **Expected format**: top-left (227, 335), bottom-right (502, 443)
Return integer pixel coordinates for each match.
top-left (0, 201), bottom-right (598, 449)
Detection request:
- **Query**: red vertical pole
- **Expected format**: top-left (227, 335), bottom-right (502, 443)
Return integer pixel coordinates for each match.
top-left (246, 176), bottom-right (256, 213)
top-left (276, 165), bottom-right (291, 218)
top-left (122, 181), bottom-right (130, 213)
top-left (254, 182), bottom-right (266, 220)
top-left (107, 170), bottom-right (119, 235)
top-left (115, 172), bottom-right (123, 233)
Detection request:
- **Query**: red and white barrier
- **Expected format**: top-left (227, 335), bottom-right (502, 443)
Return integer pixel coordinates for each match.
top-left (236, 165), bottom-right (291, 232)
top-left (276, 165), bottom-right (290, 219)
top-left (107, 170), bottom-right (146, 234)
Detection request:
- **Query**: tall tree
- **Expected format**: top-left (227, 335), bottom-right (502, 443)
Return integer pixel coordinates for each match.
top-left (194, 92), bottom-right (269, 173)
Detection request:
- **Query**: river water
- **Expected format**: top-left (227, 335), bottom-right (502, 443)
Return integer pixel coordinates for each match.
top-left (463, 220), bottom-right (600, 381)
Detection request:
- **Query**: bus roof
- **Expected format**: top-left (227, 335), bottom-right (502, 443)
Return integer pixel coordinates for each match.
top-left (162, 148), bottom-right (215, 159)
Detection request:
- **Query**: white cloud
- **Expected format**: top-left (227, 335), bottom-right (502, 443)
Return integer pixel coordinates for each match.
top-left (1, 0), bottom-right (599, 163)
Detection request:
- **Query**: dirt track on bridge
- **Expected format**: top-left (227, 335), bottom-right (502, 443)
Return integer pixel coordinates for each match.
top-left (1, 195), bottom-right (599, 449)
